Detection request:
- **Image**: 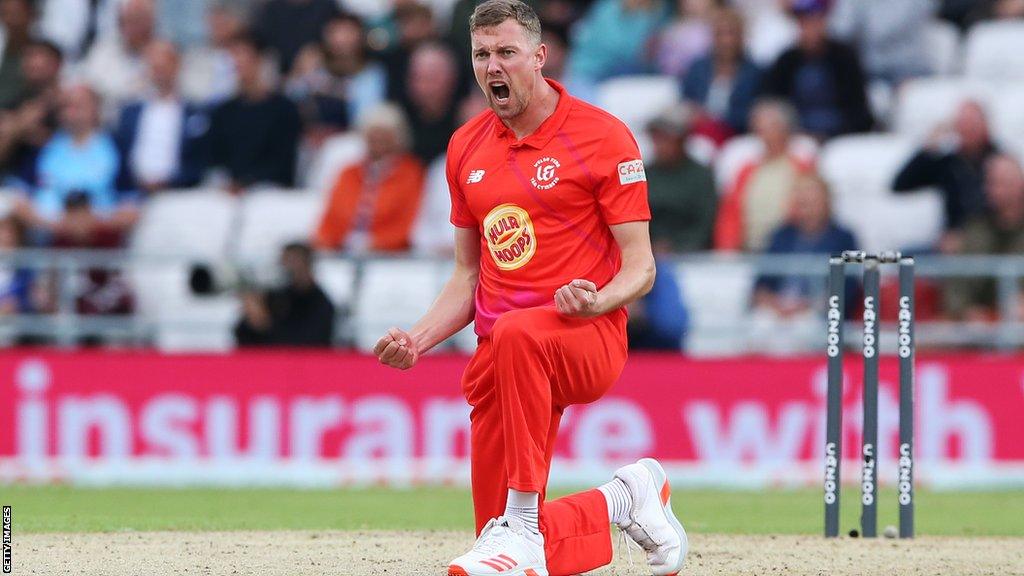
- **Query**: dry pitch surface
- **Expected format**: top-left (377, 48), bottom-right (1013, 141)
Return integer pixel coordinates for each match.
top-left (14, 531), bottom-right (1024, 576)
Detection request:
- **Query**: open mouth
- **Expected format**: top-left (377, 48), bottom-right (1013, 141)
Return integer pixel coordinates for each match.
top-left (489, 81), bottom-right (511, 105)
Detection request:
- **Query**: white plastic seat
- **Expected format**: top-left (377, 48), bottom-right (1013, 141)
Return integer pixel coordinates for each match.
top-left (745, 8), bottom-right (798, 66)
top-left (235, 189), bottom-right (323, 263)
top-left (818, 134), bottom-right (916, 198)
top-left (305, 132), bottom-right (366, 194)
top-left (893, 78), bottom-right (994, 141)
top-left (833, 193), bottom-right (943, 254)
top-left (129, 188), bottom-right (238, 258)
top-left (925, 19), bottom-right (962, 76)
top-left (353, 259), bottom-right (443, 350)
top-left (338, 0), bottom-right (393, 19)
top-left (412, 155), bottom-right (455, 255)
top-left (595, 75), bottom-right (680, 135)
top-left (675, 259), bottom-right (754, 357)
top-left (714, 134), bottom-right (818, 193)
top-left (964, 21), bottom-right (1024, 81)
top-left (990, 82), bottom-right (1024, 150)
top-left (315, 258), bottom-right (357, 309)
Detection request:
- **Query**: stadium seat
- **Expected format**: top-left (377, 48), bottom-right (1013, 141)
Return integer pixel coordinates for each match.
top-left (353, 259), bottom-right (444, 350)
top-left (926, 19), bottom-right (962, 76)
top-left (989, 82), bottom-right (1024, 150)
top-left (745, 8), bottom-right (798, 66)
top-left (304, 132), bottom-right (366, 195)
top-left (820, 134), bottom-right (944, 252)
top-left (819, 134), bottom-right (915, 198)
top-left (964, 20), bottom-right (1024, 81)
top-left (412, 155), bottom-right (455, 255)
top-left (675, 259), bottom-right (754, 357)
top-left (595, 75), bottom-right (680, 136)
top-left (234, 189), bottom-right (323, 263)
top-left (129, 189), bottom-right (238, 257)
top-left (127, 189), bottom-right (241, 352)
top-left (0, 187), bottom-right (18, 217)
top-left (714, 134), bottom-right (818, 193)
top-left (338, 0), bottom-right (393, 19)
top-left (892, 78), bottom-right (994, 141)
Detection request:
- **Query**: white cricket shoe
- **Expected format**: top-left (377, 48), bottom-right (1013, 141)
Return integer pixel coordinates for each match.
top-left (614, 458), bottom-right (688, 575)
top-left (448, 516), bottom-right (548, 576)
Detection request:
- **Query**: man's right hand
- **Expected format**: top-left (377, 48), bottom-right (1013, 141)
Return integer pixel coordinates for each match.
top-left (373, 327), bottom-right (418, 370)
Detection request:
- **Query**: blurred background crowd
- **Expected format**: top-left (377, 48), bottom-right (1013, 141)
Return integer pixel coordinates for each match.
top-left (2, 0), bottom-right (1024, 354)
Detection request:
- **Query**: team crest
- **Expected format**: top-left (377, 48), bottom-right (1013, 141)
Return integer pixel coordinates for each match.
top-left (530, 157), bottom-right (560, 190)
top-left (483, 203), bottom-right (536, 271)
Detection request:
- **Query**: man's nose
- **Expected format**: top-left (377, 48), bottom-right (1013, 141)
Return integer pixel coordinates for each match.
top-left (486, 55), bottom-right (502, 76)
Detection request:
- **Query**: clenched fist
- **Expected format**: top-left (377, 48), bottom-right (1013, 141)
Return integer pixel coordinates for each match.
top-left (554, 278), bottom-right (601, 317)
top-left (374, 327), bottom-right (418, 370)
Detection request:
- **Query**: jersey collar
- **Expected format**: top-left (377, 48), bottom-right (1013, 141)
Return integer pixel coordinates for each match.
top-left (493, 78), bottom-right (574, 150)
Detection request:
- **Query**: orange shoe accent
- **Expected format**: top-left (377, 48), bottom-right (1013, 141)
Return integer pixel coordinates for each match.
top-left (448, 566), bottom-right (470, 576)
top-left (524, 570), bottom-right (540, 576)
top-left (660, 479), bottom-right (671, 506)
top-left (496, 554), bottom-right (518, 567)
top-left (480, 559), bottom-right (506, 571)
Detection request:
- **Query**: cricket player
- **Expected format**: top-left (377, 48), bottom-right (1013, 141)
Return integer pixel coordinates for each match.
top-left (374, 1), bottom-right (688, 574)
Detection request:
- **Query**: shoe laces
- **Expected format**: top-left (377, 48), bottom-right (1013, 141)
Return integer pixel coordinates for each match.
top-left (471, 516), bottom-right (518, 556)
top-left (616, 527), bottom-right (642, 570)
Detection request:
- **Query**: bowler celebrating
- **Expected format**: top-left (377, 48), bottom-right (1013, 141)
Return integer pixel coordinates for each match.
top-left (374, 1), bottom-right (688, 575)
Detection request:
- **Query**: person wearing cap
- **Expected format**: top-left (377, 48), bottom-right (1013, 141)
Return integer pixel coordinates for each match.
top-left (645, 104), bottom-right (718, 253)
top-left (760, 0), bottom-right (872, 140)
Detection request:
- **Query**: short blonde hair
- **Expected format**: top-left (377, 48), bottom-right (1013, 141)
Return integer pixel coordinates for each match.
top-left (356, 102), bottom-right (412, 151)
top-left (470, 0), bottom-right (542, 46)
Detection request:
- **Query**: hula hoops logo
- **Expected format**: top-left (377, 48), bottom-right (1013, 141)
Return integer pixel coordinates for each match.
top-left (483, 204), bottom-right (536, 271)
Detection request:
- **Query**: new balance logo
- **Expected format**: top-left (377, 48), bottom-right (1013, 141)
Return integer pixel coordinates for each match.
top-left (467, 170), bottom-right (486, 184)
top-left (479, 555), bottom-right (518, 572)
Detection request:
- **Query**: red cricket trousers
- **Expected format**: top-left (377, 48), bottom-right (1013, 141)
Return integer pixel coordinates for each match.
top-left (461, 305), bottom-right (629, 576)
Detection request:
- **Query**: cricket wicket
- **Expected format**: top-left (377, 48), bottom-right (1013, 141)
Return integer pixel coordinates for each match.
top-left (824, 250), bottom-right (915, 539)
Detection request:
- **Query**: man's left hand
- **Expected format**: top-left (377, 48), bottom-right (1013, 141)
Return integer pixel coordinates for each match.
top-left (555, 279), bottom-right (601, 317)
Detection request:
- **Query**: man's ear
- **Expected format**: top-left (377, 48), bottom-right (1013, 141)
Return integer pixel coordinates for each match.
top-left (535, 43), bottom-right (547, 71)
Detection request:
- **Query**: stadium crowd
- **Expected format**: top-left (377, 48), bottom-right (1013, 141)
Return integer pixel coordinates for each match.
top-left (1, 0), bottom-right (1024, 351)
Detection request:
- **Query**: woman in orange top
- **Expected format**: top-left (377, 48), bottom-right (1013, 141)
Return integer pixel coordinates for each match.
top-left (314, 103), bottom-right (425, 252)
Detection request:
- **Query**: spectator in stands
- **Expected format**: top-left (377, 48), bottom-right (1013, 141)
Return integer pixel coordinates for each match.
top-left (81, 0), bottom-right (155, 114)
top-left (893, 100), bottom-right (1000, 250)
top-left (179, 1), bottom-right (248, 104)
top-left (252, 0), bottom-right (338, 75)
top-left (314, 103), bottom-right (424, 253)
top-left (682, 6), bottom-right (762, 135)
top-left (829, 0), bottom-right (933, 85)
top-left (655, 0), bottom-right (717, 79)
top-left (0, 0), bottom-right (36, 110)
top-left (207, 34), bottom-right (301, 192)
top-left (235, 242), bottom-right (335, 347)
top-left (0, 215), bottom-right (36, 315)
top-left (0, 39), bottom-right (63, 183)
top-left (715, 98), bottom-right (812, 251)
top-left (114, 40), bottom-right (210, 194)
top-left (12, 84), bottom-right (137, 237)
top-left (645, 105), bottom-right (718, 252)
top-left (943, 155), bottom-right (1024, 321)
top-left (382, 3), bottom-right (441, 104)
top-left (285, 13), bottom-right (387, 142)
top-left (627, 258), bottom-right (688, 350)
top-left (749, 173), bottom-right (857, 353)
top-left (402, 43), bottom-right (461, 165)
top-left (565, 0), bottom-right (669, 102)
top-left (50, 192), bottom-right (135, 323)
top-left (760, 0), bottom-right (873, 139)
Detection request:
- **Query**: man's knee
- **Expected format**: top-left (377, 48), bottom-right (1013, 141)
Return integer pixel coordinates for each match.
top-left (492, 308), bottom-right (551, 348)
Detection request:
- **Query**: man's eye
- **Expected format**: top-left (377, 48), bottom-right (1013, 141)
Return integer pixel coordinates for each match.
top-left (474, 52), bottom-right (488, 59)
top-left (502, 49), bottom-right (514, 56)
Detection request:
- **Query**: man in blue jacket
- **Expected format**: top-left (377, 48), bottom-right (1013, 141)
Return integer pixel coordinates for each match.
top-left (114, 40), bottom-right (209, 194)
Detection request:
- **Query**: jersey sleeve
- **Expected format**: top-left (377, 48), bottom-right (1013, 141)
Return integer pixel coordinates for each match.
top-left (446, 141), bottom-right (477, 229)
top-left (593, 121), bottom-right (652, 225)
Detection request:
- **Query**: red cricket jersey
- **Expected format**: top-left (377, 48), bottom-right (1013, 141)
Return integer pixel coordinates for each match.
top-left (446, 79), bottom-right (651, 337)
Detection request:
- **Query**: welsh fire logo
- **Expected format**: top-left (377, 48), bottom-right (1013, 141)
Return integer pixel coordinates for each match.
top-left (483, 203), bottom-right (536, 271)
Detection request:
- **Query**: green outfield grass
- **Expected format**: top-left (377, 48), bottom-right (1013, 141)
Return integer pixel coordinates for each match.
top-left (3, 486), bottom-right (1023, 536)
